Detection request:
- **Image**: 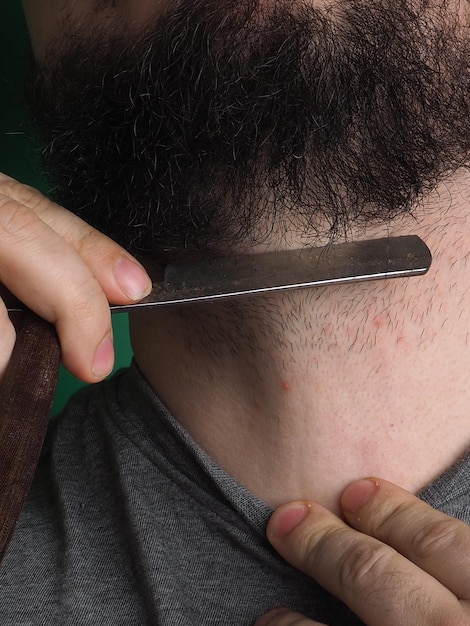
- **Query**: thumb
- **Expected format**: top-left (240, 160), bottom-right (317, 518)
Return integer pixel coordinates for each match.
top-left (265, 502), bottom-right (319, 576)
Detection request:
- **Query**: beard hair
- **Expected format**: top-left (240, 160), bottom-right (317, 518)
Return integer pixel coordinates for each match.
top-left (27, 0), bottom-right (470, 260)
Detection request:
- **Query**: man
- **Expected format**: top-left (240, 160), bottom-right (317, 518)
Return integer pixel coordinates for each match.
top-left (1, 0), bottom-right (470, 623)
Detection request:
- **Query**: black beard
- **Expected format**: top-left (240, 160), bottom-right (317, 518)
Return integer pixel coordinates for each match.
top-left (28, 0), bottom-right (470, 260)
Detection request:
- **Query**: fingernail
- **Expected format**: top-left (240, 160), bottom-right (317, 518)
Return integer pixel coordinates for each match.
top-left (92, 333), bottom-right (114, 379)
top-left (269, 503), bottom-right (311, 539)
top-left (114, 257), bottom-right (151, 301)
top-left (341, 479), bottom-right (379, 513)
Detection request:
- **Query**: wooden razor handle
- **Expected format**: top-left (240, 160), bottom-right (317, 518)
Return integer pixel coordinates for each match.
top-left (0, 311), bottom-right (60, 563)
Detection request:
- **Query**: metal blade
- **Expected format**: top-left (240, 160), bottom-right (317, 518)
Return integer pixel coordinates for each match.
top-left (110, 235), bottom-right (431, 312)
top-left (2, 235), bottom-right (431, 314)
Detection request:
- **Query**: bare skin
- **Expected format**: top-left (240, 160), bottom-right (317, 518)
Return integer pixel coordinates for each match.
top-left (255, 479), bottom-right (470, 625)
top-left (130, 170), bottom-right (470, 514)
top-left (20, 0), bottom-right (470, 543)
top-left (22, 0), bottom-right (169, 56)
top-left (9, 1), bottom-right (470, 623)
top-left (0, 173), bottom-right (150, 381)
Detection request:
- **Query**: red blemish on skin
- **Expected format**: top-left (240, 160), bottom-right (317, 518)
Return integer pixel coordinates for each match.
top-left (372, 315), bottom-right (384, 329)
top-left (281, 380), bottom-right (291, 393)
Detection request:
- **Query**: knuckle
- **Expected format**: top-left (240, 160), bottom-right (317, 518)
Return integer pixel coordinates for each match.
top-left (0, 176), bottom-right (28, 197)
top-left (337, 540), bottom-right (395, 593)
top-left (48, 263), bottom-right (109, 331)
top-left (73, 227), bottom-right (112, 261)
top-left (65, 282), bottom-right (109, 326)
top-left (0, 178), bottom-right (46, 210)
top-left (59, 217), bottom-right (124, 268)
top-left (300, 525), bottom-right (334, 573)
top-left (410, 518), bottom-right (460, 560)
top-left (0, 200), bottom-right (39, 240)
top-left (373, 499), bottom-right (415, 537)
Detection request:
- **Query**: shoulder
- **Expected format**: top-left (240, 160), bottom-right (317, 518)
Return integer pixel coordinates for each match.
top-left (0, 368), bottom-right (145, 623)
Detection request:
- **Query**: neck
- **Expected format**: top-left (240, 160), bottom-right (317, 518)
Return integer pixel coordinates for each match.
top-left (130, 173), bottom-right (470, 515)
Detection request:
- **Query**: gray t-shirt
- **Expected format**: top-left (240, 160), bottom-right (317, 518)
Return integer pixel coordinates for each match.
top-left (0, 365), bottom-right (469, 625)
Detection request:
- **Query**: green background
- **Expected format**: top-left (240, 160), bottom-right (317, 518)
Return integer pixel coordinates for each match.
top-left (0, 2), bottom-right (133, 413)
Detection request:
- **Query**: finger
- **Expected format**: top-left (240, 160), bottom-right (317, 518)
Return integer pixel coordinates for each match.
top-left (266, 502), bottom-right (466, 626)
top-left (0, 191), bottom-right (113, 381)
top-left (0, 174), bottom-right (151, 382)
top-left (254, 608), bottom-right (325, 625)
top-left (0, 303), bottom-right (17, 381)
top-left (0, 174), bottom-right (151, 304)
top-left (341, 477), bottom-right (470, 600)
